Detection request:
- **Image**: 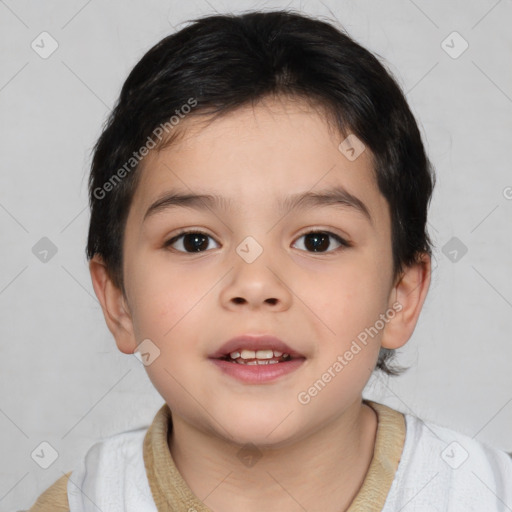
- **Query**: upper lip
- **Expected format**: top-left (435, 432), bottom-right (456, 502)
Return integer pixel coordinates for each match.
top-left (209, 335), bottom-right (305, 359)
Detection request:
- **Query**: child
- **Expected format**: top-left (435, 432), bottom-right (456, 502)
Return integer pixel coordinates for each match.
top-left (28, 9), bottom-right (511, 512)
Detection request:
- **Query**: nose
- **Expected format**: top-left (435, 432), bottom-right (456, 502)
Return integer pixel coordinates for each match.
top-left (219, 245), bottom-right (292, 312)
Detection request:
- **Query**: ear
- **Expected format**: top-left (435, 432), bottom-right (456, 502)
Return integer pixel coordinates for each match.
top-left (89, 255), bottom-right (137, 354)
top-left (381, 253), bottom-right (431, 350)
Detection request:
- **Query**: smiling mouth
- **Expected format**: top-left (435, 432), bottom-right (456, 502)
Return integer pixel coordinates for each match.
top-left (211, 343), bottom-right (305, 383)
top-left (218, 349), bottom-right (296, 365)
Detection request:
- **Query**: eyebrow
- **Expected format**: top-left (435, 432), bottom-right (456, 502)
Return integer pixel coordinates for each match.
top-left (143, 186), bottom-right (372, 223)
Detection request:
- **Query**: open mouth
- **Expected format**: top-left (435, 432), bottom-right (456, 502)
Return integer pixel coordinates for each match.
top-left (209, 335), bottom-right (306, 382)
top-left (218, 348), bottom-right (295, 365)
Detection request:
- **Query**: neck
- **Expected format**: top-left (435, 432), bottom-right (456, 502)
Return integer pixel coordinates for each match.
top-left (168, 399), bottom-right (378, 512)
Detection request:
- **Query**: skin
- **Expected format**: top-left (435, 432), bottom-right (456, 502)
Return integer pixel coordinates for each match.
top-left (90, 95), bottom-right (430, 512)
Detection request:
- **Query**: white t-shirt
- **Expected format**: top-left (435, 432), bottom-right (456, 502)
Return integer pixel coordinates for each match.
top-left (382, 413), bottom-right (512, 511)
top-left (67, 409), bottom-right (512, 511)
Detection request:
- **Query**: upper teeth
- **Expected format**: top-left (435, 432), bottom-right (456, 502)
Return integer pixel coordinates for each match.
top-left (230, 349), bottom-right (286, 359)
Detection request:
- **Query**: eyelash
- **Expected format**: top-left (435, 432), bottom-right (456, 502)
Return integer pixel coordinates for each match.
top-left (163, 228), bottom-right (352, 254)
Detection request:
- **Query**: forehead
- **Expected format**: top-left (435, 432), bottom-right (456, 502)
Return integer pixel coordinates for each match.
top-left (129, 97), bottom-right (388, 225)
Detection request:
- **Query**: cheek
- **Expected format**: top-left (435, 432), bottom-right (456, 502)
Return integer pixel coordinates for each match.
top-left (308, 260), bottom-right (391, 358)
top-left (125, 260), bottom-right (190, 342)
top-left (126, 262), bottom-right (221, 384)
top-left (317, 261), bottom-right (387, 314)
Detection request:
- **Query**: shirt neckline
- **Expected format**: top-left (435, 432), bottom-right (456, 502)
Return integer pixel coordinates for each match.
top-left (143, 399), bottom-right (406, 512)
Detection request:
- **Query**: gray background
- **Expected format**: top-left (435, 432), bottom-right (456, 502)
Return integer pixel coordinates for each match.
top-left (1, 0), bottom-right (511, 510)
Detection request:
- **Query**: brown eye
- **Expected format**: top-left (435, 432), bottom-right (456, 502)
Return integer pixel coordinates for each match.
top-left (293, 231), bottom-right (350, 253)
top-left (165, 231), bottom-right (220, 253)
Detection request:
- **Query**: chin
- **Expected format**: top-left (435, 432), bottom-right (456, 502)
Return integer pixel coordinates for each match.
top-left (217, 407), bottom-right (304, 448)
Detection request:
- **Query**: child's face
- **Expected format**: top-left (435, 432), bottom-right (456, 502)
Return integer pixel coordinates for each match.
top-left (109, 97), bottom-right (405, 445)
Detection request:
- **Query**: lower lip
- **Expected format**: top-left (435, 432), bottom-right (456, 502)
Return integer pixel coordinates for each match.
top-left (210, 358), bottom-right (305, 384)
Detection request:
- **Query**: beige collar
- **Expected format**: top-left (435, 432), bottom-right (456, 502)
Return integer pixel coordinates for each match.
top-left (143, 399), bottom-right (406, 512)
